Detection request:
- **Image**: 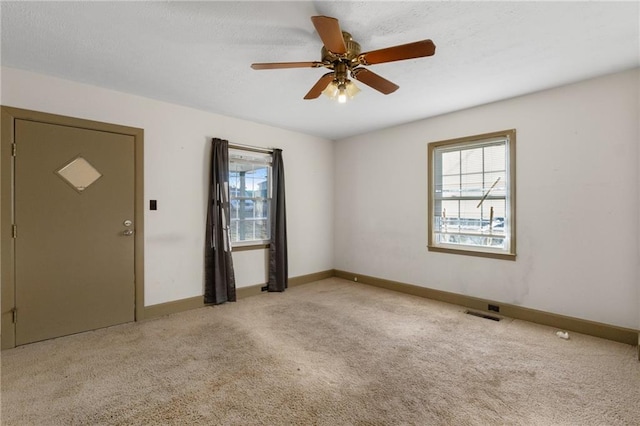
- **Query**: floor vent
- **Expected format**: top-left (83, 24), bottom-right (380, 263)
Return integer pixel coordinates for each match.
top-left (465, 310), bottom-right (501, 321)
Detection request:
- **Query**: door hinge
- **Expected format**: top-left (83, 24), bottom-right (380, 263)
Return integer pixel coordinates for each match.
top-left (12, 224), bottom-right (17, 238)
top-left (12, 308), bottom-right (17, 324)
top-left (11, 143), bottom-right (16, 157)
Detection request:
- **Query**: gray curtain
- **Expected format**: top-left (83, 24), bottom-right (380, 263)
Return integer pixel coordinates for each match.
top-left (267, 149), bottom-right (288, 292)
top-left (204, 138), bottom-right (236, 304)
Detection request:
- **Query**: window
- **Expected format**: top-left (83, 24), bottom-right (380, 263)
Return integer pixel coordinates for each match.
top-left (229, 149), bottom-right (272, 247)
top-left (428, 129), bottom-right (516, 259)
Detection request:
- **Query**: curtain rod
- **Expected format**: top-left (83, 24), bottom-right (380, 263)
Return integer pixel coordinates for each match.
top-left (228, 143), bottom-right (273, 155)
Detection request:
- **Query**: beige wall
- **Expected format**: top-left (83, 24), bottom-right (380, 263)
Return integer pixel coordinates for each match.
top-left (2, 65), bottom-right (638, 330)
top-left (1, 66), bottom-right (335, 306)
top-left (334, 68), bottom-right (640, 329)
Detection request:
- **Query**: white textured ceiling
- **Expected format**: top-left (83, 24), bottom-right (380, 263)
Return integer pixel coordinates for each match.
top-left (1, 1), bottom-right (639, 140)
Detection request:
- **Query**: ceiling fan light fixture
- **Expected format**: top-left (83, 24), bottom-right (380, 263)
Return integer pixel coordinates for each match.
top-left (345, 80), bottom-right (361, 98)
top-left (337, 83), bottom-right (347, 103)
top-left (322, 81), bottom-right (339, 99)
top-left (323, 80), bottom-right (360, 103)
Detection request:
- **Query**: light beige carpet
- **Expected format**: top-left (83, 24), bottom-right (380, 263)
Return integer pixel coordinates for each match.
top-left (2, 278), bottom-right (639, 425)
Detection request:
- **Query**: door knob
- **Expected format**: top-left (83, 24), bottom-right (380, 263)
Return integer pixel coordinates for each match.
top-left (123, 229), bottom-right (134, 236)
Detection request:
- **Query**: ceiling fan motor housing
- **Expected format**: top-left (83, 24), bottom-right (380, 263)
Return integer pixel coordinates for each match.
top-left (321, 31), bottom-right (361, 64)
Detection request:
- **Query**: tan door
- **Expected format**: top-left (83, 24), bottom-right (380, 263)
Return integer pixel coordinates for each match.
top-left (14, 119), bottom-right (135, 345)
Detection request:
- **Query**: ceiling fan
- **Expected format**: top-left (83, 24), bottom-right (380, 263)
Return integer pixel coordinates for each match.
top-left (251, 16), bottom-right (436, 103)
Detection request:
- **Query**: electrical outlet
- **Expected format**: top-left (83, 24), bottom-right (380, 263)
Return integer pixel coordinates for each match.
top-left (488, 304), bottom-right (500, 313)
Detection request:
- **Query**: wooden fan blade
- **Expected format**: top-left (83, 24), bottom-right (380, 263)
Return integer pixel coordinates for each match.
top-left (351, 68), bottom-right (399, 95)
top-left (311, 16), bottom-right (347, 54)
top-left (251, 61), bottom-right (323, 70)
top-left (304, 73), bottom-right (335, 100)
top-left (359, 40), bottom-right (436, 65)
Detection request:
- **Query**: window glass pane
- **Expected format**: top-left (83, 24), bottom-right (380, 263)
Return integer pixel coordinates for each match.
top-left (229, 151), bottom-right (272, 245)
top-left (461, 173), bottom-right (483, 197)
top-left (229, 172), bottom-right (239, 192)
top-left (437, 200), bottom-right (460, 232)
top-left (246, 166), bottom-right (269, 198)
top-left (230, 199), bottom-right (239, 220)
top-left (460, 199), bottom-right (482, 226)
top-left (484, 171), bottom-right (506, 197)
top-left (441, 175), bottom-right (460, 198)
top-left (441, 200), bottom-right (459, 217)
top-left (484, 144), bottom-right (506, 172)
top-left (254, 199), bottom-right (268, 219)
top-left (230, 219), bottom-right (239, 242)
top-left (480, 199), bottom-right (506, 235)
top-left (236, 219), bottom-right (268, 241)
top-left (441, 151), bottom-right (460, 175)
top-left (461, 147), bottom-right (483, 174)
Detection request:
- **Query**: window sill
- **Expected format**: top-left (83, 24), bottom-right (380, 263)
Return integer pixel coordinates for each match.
top-left (232, 243), bottom-right (270, 252)
top-left (428, 245), bottom-right (516, 261)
